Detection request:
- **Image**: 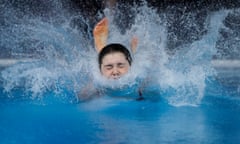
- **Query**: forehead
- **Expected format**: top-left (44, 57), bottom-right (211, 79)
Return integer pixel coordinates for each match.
top-left (102, 52), bottom-right (127, 64)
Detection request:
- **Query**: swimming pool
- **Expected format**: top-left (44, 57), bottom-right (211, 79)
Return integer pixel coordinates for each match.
top-left (1, 1), bottom-right (240, 144)
top-left (0, 69), bottom-right (240, 144)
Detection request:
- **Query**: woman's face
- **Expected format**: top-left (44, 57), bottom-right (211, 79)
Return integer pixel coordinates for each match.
top-left (100, 52), bottom-right (130, 79)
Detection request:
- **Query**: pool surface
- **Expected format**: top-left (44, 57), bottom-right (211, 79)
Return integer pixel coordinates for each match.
top-left (0, 79), bottom-right (240, 144)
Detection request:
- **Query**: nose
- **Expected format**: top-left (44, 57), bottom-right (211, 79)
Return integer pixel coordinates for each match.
top-left (111, 67), bottom-right (120, 77)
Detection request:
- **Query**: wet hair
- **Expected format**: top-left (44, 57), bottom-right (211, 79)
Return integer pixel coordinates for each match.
top-left (98, 43), bottom-right (132, 69)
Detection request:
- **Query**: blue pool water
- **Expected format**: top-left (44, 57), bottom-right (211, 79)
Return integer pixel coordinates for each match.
top-left (1, 1), bottom-right (240, 144)
top-left (0, 78), bottom-right (240, 144)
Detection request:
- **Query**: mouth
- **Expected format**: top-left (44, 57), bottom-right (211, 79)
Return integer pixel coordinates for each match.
top-left (111, 75), bottom-right (121, 79)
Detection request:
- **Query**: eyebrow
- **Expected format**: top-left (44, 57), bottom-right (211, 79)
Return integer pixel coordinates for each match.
top-left (117, 63), bottom-right (126, 66)
top-left (103, 63), bottom-right (126, 67)
top-left (103, 64), bottom-right (113, 67)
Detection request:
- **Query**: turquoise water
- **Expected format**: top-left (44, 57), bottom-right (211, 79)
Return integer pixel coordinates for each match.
top-left (1, 1), bottom-right (240, 144)
top-left (0, 79), bottom-right (240, 144)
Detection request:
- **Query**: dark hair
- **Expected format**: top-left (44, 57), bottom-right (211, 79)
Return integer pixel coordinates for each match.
top-left (98, 43), bottom-right (132, 68)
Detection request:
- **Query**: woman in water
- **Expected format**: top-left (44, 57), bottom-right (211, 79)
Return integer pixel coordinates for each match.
top-left (78, 17), bottom-right (144, 101)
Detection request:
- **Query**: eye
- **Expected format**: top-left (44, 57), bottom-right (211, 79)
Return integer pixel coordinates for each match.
top-left (118, 63), bottom-right (126, 68)
top-left (104, 65), bottom-right (113, 70)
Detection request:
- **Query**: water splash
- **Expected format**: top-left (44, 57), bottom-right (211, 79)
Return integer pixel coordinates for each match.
top-left (160, 11), bottom-right (229, 106)
top-left (0, 1), bottom-right (235, 106)
top-left (0, 0), bottom-right (93, 101)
